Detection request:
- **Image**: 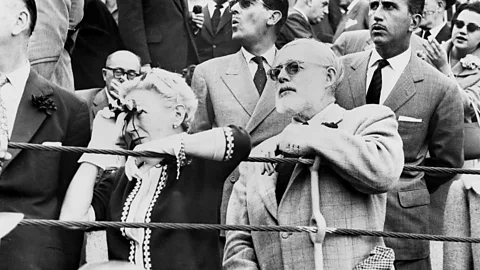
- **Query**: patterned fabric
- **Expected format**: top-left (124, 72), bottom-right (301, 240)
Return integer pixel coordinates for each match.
top-left (223, 127), bottom-right (234, 161)
top-left (252, 56), bottom-right (267, 95)
top-left (0, 75), bottom-right (9, 137)
top-left (354, 246), bottom-right (395, 270)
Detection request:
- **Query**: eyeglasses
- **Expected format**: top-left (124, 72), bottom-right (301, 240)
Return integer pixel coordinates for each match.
top-left (104, 67), bottom-right (140, 80)
top-left (229, 0), bottom-right (272, 9)
top-left (452, 19), bottom-right (480, 33)
top-left (267, 61), bottom-right (329, 81)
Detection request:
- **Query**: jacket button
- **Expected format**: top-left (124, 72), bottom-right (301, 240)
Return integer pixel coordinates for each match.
top-left (212, 45), bottom-right (217, 49)
top-left (281, 232), bottom-right (289, 239)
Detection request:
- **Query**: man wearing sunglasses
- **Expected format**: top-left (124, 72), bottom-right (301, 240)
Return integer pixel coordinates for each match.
top-left (225, 38), bottom-right (403, 269)
top-left (335, 0), bottom-right (464, 268)
top-left (76, 50), bottom-right (142, 128)
top-left (417, 0), bottom-right (455, 42)
top-left (191, 0), bottom-right (290, 254)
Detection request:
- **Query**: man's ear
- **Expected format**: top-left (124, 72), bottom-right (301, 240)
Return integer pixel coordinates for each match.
top-left (11, 8), bottom-right (30, 36)
top-left (325, 67), bottom-right (337, 89)
top-left (267, 10), bottom-right (283, 27)
top-left (102, 69), bottom-right (107, 82)
top-left (409, 13), bottom-right (422, 32)
top-left (173, 104), bottom-right (187, 128)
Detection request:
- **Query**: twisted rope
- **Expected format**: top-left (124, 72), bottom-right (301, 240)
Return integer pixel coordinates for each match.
top-left (9, 142), bottom-right (480, 174)
top-left (17, 219), bottom-right (480, 243)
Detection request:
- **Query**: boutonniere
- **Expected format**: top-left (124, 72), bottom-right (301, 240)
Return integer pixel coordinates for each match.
top-left (31, 95), bottom-right (57, 116)
top-left (460, 54), bottom-right (480, 70)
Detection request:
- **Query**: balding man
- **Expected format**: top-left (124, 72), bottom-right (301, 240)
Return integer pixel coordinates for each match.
top-left (224, 39), bottom-right (404, 269)
top-left (76, 50), bottom-right (142, 127)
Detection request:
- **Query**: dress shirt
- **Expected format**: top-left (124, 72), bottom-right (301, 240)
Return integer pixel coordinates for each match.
top-left (366, 47), bottom-right (411, 104)
top-left (207, 1), bottom-right (226, 17)
top-left (1, 62), bottom-right (30, 139)
top-left (241, 46), bottom-right (276, 80)
top-left (425, 22), bottom-right (447, 41)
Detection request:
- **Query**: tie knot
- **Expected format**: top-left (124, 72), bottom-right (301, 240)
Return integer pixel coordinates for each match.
top-left (376, 59), bottom-right (389, 69)
top-left (215, 3), bottom-right (223, 9)
top-left (252, 56), bottom-right (264, 66)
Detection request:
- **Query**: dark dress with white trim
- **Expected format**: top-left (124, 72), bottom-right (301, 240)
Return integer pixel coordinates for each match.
top-left (91, 126), bottom-right (251, 270)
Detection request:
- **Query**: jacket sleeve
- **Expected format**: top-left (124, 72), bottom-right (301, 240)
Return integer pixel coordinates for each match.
top-left (117, 0), bottom-right (150, 64)
top-left (191, 64), bottom-right (215, 132)
top-left (309, 105), bottom-right (404, 194)
top-left (223, 163), bottom-right (260, 270)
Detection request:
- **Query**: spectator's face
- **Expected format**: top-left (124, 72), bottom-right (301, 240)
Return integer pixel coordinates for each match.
top-left (102, 54), bottom-right (141, 97)
top-left (419, 0), bottom-right (441, 29)
top-left (271, 45), bottom-right (334, 119)
top-left (369, 0), bottom-right (414, 46)
top-left (0, 0), bottom-right (26, 41)
top-left (230, 0), bottom-right (274, 43)
top-left (452, 10), bottom-right (480, 53)
top-left (308, 0), bottom-right (330, 24)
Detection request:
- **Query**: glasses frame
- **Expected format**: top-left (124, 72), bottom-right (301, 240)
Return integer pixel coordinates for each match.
top-left (452, 19), bottom-right (480, 33)
top-left (104, 67), bottom-right (141, 81)
top-left (267, 61), bottom-right (330, 81)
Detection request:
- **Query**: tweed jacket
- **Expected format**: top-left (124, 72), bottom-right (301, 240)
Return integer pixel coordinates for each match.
top-left (331, 30), bottom-right (428, 57)
top-left (332, 0), bottom-right (370, 42)
top-left (335, 50), bottom-right (464, 260)
top-left (224, 104), bottom-right (404, 270)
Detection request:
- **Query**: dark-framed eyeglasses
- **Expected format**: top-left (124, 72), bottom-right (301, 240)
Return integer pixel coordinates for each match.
top-left (267, 61), bottom-right (329, 81)
top-left (104, 67), bottom-right (140, 80)
top-left (229, 0), bottom-right (272, 9)
top-left (452, 19), bottom-right (480, 33)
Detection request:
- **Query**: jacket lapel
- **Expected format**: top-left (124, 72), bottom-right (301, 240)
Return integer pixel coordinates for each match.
top-left (3, 71), bottom-right (52, 170)
top-left (383, 52), bottom-right (421, 112)
top-left (92, 89), bottom-right (108, 116)
top-left (216, 7), bottom-right (232, 34)
top-left (245, 79), bottom-right (276, 133)
top-left (203, 6), bottom-right (214, 36)
top-left (346, 51), bottom-right (371, 107)
top-left (451, 44), bottom-right (480, 77)
top-left (258, 173), bottom-right (278, 220)
top-left (221, 51), bottom-right (259, 117)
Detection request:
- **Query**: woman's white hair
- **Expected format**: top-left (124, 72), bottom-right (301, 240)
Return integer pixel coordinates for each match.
top-left (121, 68), bottom-right (198, 131)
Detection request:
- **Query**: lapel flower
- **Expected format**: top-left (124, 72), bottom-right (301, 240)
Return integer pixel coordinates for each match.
top-left (31, 95), bottom-right (57, 116)
top-left (460, 54), bottom-right (480, 70)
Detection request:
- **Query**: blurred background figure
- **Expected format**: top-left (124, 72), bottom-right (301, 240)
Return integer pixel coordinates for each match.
top-left (332, 0), bottom-right (370, 42)
top-left (276, 0), bottom-right (329, 48)
top-left (181, 64), bottom-right (197, 86)
top-left (99, 0), bottom-right (118, 23)
top-left (417, 0), bottom-right (456, 42)
top-left (194, 0), bottom-right (241, 63)
top-left (71, 0), bottom-right (125, 90)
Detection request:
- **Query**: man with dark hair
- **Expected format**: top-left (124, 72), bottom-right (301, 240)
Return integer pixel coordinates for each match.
top-left (332, 0), bottom-right (370, 42)
top-left (335, 0), bottom-right (464, 268)
top-left (276, 0), bottom-right (329, 48)
top-left (0, 0), bottom-right (90, 269)
top-left (191, 0), bottom-right (291, 253)
top-left (418, 0), bottom-right (455, 42)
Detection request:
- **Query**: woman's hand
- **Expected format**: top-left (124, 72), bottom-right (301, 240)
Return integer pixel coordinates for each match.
top-left (423, 39), bottom-right (451, 75)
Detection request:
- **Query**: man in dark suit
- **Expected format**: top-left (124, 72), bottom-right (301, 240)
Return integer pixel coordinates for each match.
top-left (117, 0), bottom-right (203, 73)
top-left (76, 50), bottom-right (141, 127)
top-left (276, 0), bottom-right (329, 48)
top-left (417, 0), bottom-right (455, 43)
top-left (312, 0), bottom-right (343, 43)
top-left (335, 0), bottom-right (464, 268)
top-left (194, 0), bottom-right (241, 63)
top-left (333, 0), bottom-right (370, 42)
top-left (0, 0), bottom-right (90, 269)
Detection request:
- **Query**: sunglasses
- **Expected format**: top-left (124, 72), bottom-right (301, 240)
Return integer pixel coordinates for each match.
top-left (229, 0), bottom-right (272, 9)
top-left (267, 61), bottom-right (329, 81)
top-left (104, 67), bottom-right (141, 81)
top-left (452, 19), bottom-right (480, 33)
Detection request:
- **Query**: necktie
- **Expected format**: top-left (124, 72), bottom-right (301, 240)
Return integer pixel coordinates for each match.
top-left (252, 56), bottom-right (267, 95)
top-left (423, 30), bottom-right (431, 40)
top-left (0, 75), bottom-right (8, 138)
top-left (366, 59), bottom-right (389, 104)
top-left (211, 4), bottom-right (222, 32)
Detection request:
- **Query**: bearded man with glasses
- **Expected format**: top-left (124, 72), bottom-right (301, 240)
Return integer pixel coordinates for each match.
top-left (191, 0), bottom-right (290, 255)
top-left (224, 38), bottom-right (404, 269)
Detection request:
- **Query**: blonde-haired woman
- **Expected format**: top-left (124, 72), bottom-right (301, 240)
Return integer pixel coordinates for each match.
top-left (60, 68), bottom-right (251, 270)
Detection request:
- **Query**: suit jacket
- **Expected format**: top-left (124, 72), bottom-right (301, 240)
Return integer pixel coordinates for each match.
top-left (0, 70), bottom-right (91, 269)
top-left (224, 104), bottom-right (404, 270)
top-left (331, 29), bottom-right (428, 56)
top-left (191, 50), bottom-right (292, 225)
top-left (312, 0), bottom-right (343, 43)
top-left (75, 87), bottom-right (109, 128)
top-left (335, 50), bottom-right (464, 260)
top-left (117, 0), bottom-right (199, 73)
top-left (276, 9), bottom-right (315, 49)
top-left (417, 23), bottom-right (452, 44)
top-left (332, 0), bottom-right (370, 42)
top-left (194, 5), bottom-right (241, 63)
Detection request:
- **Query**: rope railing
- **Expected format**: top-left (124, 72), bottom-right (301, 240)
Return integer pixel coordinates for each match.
top-left (17, 219), bottom-right (480, 244)
top-left (8, 142), bottom-right (480, 174)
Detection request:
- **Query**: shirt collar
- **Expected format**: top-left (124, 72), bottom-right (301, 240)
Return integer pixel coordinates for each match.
top-left (208, 1), bottom-right (225, 11)
top-left (293, 7), bottom-right (309, 22)
top-left (305, 103), bottom-right (344, 126)
top-left (5, 62), bottom-right (30, 90)
top-left (104, 87), bottom-right (116, 105)
top-left (347, 0), bottom-right (361, 13)
top-left (241, 45), bottom-right (277, 68)
top-left (428, 22), bottom-right (446, 40)
top-left (369, 46), bottom-right (411, 73)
